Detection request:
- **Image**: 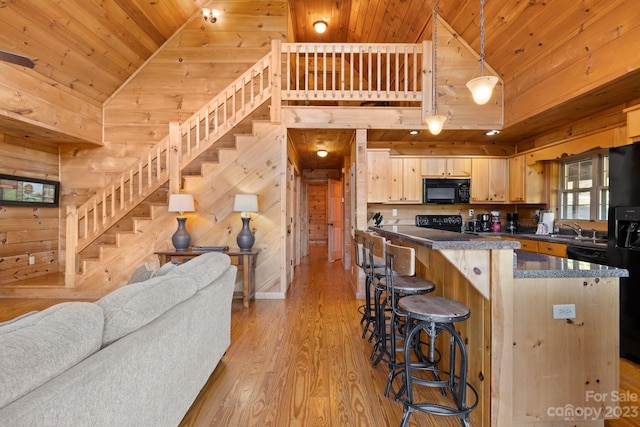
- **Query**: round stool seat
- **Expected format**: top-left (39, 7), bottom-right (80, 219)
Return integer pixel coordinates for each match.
top-left (398, 295), bottom-right (470, 323)
top-left (379, 275), bottom-right (435, 295)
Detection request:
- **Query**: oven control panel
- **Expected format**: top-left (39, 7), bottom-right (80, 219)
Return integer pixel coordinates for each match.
top-left (415, 215), bottom-right (463, 232)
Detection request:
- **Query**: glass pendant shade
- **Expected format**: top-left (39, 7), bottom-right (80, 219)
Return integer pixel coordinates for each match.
top-left (466, 75), bottom-right (498, 105)
top-left (425, 115), bottom-right (447, 135)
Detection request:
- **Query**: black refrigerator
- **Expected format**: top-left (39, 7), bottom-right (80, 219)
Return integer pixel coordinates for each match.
top-left (608, 142), bottom-right (640, 363)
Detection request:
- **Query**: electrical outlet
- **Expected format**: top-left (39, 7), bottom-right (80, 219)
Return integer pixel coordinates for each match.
top-left (468, 209), bottom-right (474, 218)
top-left (28, 255), bottom-right (35, 265)
top-left (392, 209), bottom-right (397, 217)
top-left (553, 304), bottom-right (576, 319)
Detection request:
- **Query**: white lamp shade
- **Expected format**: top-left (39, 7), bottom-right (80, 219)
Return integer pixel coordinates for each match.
top-left (168, 194), bottom-right (195, 214)
top-left (425, 115), bottom-right (447, 135)
top-left (234, 194), bottom-right (259, 216)
top-left (466, 75), bottom-right (499, 105)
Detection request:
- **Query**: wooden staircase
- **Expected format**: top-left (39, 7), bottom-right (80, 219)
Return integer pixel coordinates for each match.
top-left (58, 44), bottom-right (276, 292)
top-left (3, 40), bottom-right (456, 298)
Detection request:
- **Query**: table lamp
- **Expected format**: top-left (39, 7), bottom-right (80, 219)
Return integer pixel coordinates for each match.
top-left (168, 193), bottom-right (195, 251)
top-left (233, 194), bottom-right (258, 252)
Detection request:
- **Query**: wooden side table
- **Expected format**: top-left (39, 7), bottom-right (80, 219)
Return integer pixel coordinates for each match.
top-left (154, 249), bottom-right (259, 308)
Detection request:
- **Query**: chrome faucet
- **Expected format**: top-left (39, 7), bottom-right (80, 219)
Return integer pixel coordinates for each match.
top-left (560, 222), bottom-right (582, 237)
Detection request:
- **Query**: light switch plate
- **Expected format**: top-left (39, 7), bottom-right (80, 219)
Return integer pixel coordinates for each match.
top-left (392, 209), bottom-right (397, 217)
top-left (553, 304), bottom-right (576, 319)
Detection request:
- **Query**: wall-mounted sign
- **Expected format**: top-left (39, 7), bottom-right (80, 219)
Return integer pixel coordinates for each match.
top-left (0, 174), bottom-right (60, 207)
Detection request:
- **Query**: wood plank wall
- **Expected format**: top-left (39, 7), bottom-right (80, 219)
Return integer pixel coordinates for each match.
top-left (59, 1), bottom-right (289, 205)
top-left (53, 3), bottom-right (289, 293)
top-left (0, 135), bottom-right (60, 285)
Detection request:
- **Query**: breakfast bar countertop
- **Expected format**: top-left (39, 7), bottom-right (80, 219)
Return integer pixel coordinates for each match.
top-left (371, 225), bottom-right (520, 250)
top-left (513, 250), bottom-right (628, 279)
top-left (371, 226), bottom-right (628, 279)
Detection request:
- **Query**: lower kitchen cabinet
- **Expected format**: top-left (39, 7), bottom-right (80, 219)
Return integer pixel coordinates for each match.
top-left (537, 241), bottom-right (567, 257)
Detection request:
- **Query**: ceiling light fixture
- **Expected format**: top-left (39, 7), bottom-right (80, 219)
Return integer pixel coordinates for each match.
top-left (466, 0), bottom-right (498, 105)
top-left (203, 8), bottom-right (219, 23)
top-left (317, 149), bottom-right (328, 158)
top-left (486, 129), bottom-right (500, 136)
top-left (424, 0), bottom-right (447, 135)
top-left (313, 20), bottom-right (328, 34)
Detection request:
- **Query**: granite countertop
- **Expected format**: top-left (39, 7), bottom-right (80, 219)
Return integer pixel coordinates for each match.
top-left (476, 231), bottom-right (608, 249)
top-left (514, 250), bottom-right (628, 279)
top-left (372, 225), bottom-right (520, 250)
top-left (371, 226), bottom-right (628, 279)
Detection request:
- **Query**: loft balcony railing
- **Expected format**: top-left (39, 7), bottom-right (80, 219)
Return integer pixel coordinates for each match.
top-left (280, 42), bottom-right (428, 105)
top-left (64, 40), bottom-right (432, 288)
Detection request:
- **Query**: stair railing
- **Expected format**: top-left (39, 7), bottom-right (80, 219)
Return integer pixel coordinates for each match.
top-left (65, 49), bottom-right (275, 287)
top-left (64, 40), bottom-right (432, 288)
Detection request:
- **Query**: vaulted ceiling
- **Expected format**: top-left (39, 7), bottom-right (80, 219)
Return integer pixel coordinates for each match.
top-left (1, 1), bottom-right (639, 169)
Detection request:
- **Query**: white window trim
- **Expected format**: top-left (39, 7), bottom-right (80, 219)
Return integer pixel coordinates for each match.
top-left (558, 150), bottom-right (609, 221)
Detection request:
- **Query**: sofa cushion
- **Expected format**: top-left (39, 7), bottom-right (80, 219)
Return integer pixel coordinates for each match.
top-left (96, 274), bottom-right (198, 346)
top-left (0, 302), bottom-right (104, 409)
top-left (167, 251), bottom-right (231, 290)
top-left (127, 264), bottom-right (154, 284)
top-left (152, 261), bottom-right (177, 277)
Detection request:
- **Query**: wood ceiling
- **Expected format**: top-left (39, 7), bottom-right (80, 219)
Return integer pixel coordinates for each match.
top-left (0, 1), bottom-right (639, 170)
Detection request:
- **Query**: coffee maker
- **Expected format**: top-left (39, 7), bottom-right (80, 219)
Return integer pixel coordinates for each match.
top-left (477, 213), bottom-right (491, 232)
top-left (506, 213), bottom-right (519, 234)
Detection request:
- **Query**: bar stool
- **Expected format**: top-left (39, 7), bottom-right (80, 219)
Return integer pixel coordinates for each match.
top-left (378, 241), bottom-right (436, 398)
top-left (396, 287), bottom-right (478, 426)
top-left (354, 230), bottom-right (378, 340)
top-left (362, 231), bottom-right (389, 360)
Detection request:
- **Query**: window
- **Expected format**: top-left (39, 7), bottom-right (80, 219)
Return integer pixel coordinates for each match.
top-left (559, 151), bottom-right (608, 220)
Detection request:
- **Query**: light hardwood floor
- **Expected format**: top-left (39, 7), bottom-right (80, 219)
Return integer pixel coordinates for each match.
top-left (1, 246), bottom-right (639, 426)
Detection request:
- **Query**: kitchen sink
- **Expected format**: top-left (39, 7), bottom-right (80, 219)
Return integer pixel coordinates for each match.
top-left (547, 234), bottom-right (607, 244)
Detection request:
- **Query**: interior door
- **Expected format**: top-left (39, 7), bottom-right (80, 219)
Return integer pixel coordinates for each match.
top-left (286, 161), bottom-right (295, 285)
top-left (328, 178), bottom-right (343, 262)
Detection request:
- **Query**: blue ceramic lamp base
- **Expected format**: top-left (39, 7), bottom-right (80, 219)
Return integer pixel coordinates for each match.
top-left (172, 217), bottom-right (191, 251)
top-left (236, 216), bottom-right (255, 252)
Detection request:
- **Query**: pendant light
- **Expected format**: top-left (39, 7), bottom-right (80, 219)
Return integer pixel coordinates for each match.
top-left (425, 0), bottom-right (447, 135)
top-left (466, 0), bottom-right (498, 105)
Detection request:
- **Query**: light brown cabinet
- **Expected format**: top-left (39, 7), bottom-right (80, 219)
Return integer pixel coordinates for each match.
top-left (470, 158), bottom-right (508, 203)
top-left (504, 236), bottom-right (567, 258)
top-left (537, 241), bottom-right (567, 257)
top-left (388, 157), bottom-right (422, 203)
top-left (509, 154), bottom-right (545, 204)
top-left (366, 149), bottom-right (390, 203)
top-left (420, 158), bottom-right (471, 178)
top-left (625, 104), bottom-right (640, 143)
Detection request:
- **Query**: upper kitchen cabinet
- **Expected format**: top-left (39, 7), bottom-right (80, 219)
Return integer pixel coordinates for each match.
top-left (421, 158), bottom-right (471, 178)
top-left (367, 149), bottom-right (390, 203)
top-left (509, 155), bottom-right (546, 204)
top-left (470, 158), bottom-right (508, 203)
top-left (625, 104), bottom-right (640, 143)
top-left (388, 157), bottom-right (422, 203)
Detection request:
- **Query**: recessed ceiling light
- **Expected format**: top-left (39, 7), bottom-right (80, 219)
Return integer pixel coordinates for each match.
top-left (485, 129), bottom-right (500, 136)
top-left (317, 149), bottom-right (328, 158)
top-left (409, 130), bottom-right (420, 135)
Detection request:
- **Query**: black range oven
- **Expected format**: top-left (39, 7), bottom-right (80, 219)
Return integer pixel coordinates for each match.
top-left (415, 214), bottom-right (464, 232)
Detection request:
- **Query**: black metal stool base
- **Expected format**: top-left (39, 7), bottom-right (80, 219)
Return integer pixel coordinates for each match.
top-left (396, 302), bottom-right (478, 427)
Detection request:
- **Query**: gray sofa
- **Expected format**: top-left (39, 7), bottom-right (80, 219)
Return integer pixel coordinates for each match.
top-left (0, 252), bottom-right (236, 427)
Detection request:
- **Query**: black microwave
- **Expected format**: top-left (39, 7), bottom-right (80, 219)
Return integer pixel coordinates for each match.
top-left (423, 178), bottom-right (470, 204)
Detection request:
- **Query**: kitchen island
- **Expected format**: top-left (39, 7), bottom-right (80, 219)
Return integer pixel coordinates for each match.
top-left (371, 226), bottom-right (628, 427)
